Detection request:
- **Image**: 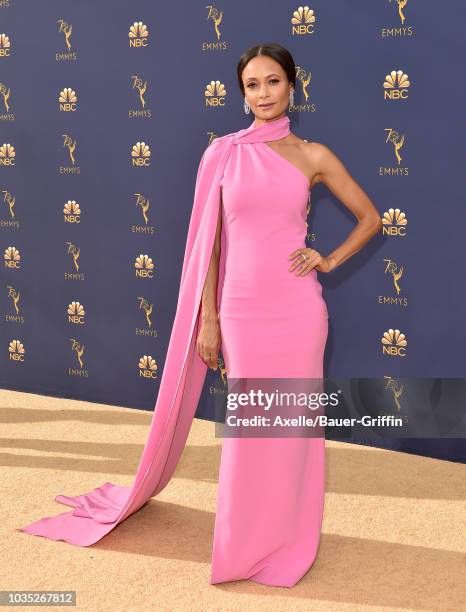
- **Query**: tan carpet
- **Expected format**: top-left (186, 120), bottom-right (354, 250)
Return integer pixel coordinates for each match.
top-left (1, 389), bottom-right (465, 611)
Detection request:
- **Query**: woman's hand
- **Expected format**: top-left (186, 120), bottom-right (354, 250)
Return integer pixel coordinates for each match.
top-left (287, 248), bottom-right (335, 275)
top-left (196, 318), bottom-right (222, 370)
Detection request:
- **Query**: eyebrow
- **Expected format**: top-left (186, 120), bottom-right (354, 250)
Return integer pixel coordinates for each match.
top-left (245, 73), bottom-right (280, 81)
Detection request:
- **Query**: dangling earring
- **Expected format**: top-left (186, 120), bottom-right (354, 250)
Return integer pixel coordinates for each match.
top-left (289, 89), bottom-right (294, 107)
top-left (244, 98), bottom-right (250, 114)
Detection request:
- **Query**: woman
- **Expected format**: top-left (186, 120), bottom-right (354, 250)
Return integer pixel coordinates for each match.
top-left (197, 44), bottom-right (382, 586)
top-left (19, 43), bottom-right (381, 587)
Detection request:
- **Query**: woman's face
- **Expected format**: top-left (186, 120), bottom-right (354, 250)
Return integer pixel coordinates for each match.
top-left (241, 55), bottom-right (292, 120)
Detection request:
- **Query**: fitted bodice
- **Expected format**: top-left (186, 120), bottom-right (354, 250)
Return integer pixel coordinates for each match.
top-left (219, 138), bottom-right (319, 307)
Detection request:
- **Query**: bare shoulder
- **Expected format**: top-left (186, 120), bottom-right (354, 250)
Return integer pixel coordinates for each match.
top-left (288, 135), bottom-right (331, 188)
top-left (302, 140), bottom-right (330, 161)
top-left (302, 141), bottom-right (347, 187)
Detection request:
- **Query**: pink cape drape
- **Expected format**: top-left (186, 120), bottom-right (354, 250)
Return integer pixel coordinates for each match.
top-left (18, 116), bottom-right (292, 547)
top-left (18, 133), bottom-right (234, 545)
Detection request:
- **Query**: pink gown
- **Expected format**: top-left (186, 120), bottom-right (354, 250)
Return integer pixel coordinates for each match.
top-left (210, 117), bottom-right (328, 586)
top-left (17, 114), bottom-right (328, 588)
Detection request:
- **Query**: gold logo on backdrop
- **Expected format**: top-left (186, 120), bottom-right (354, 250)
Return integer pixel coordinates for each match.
top-left (135, 254), bottom-right (154, 278)
top-left (0, 33), bottom-right (11, 56)
top-left (207, 131), bottom-right (219, 145)
top-left (381, 328), bottom-right (407, 357)
top-left (381, 1), bottom-right (413, 38)
top-left (293, 67), bottom-right (316, 111)
top-left (129, 22), bottom-right (149, 47)
top-left (305, 196), bottom-right (316, 243)
top-left (291, 6), bottom-right (316, 35)
top-left (129, 76), bottom-right (152, 118)
top-left (208, 6), bottom-right (223, 40)
top-left (9, 339), bottom-right (25, 361)
top-left (134, 193), bottom-right (151, 225)
top-left (384, 375), bottom-right (404, 412)
top-left (383, 258), bottom-right (403, 294)
top-left (382, 208), bottom-right (407, 236)
top-left (208, 355), bottom-right (229, 396)
top-left (202, 6), bottom-right (228, 51)
top-left (58, 19), bottom-right (73, 50)
top-left (0, 82), bottom-right (11, 112)
top-left (67, 301), bottom-right (85, 324)
top-left (132, 193), bottom-right (156, 234)
top-left (0, 143), bottom-right (15, 165)
top-left (56, 20), bottom-right (77, 60)
top-left (138, 297), bottom-right (153, 328)
top-left (217, 356), bottom-right (228, 385)
top-left (131, 142), bottom-right (151, 166)
top-left (63, 200), bottom-right (81, 222)
top-left (66, 242), bottom-right (81, 273)
top-left (136, 297), bottom-right (158, 337)
top-left (383, 70), bottom-right (410, 100)
top-left (205, 81), bottom-right (226, 107)
top-left (70, 338), bottom-right (85, 369)
top-left (389, 0), bottom-right (409, 26)
top-left (61, 134), bottom-right (78, 169)
top-left (379, 258), bottom-right (407, 307)
top-left (59, 88), bottom-right (78, 111)
top-left (2, 189), bottom-right (15, 219)
top-left (384, 128), bottom-right (405, 165)
top-left (4, 245), bottom-right (20, 268)
top-left (139, 355), bottom-right (158, 378)
top-left (131, 75), bottom-right (148, 109)
top-left (6, 285), bottom-right (21, 315)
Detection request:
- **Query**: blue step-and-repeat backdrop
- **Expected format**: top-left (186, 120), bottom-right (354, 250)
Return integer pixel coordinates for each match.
top-left (1, 2), bottom-right (465, 462)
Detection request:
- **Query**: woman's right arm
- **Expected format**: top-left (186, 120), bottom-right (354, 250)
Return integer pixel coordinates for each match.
top-left (196, 200), bottom-right (223, 370)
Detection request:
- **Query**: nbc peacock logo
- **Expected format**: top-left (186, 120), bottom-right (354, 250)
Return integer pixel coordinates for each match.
top-left (131, 142), bottom-right (151, 166)
top-left (381, 328), bottom-right (407, 357)
top-left (135, 254), bottom-right (154, 278)
top-left (381, 208), bottom-right (407, 237)
top-left (291, 6), bottom-right (316, 35)
top-left (383, 70), bottom-right (410, 100)
top-left (63, 199), bottom-right (81, 223)
top-left (0, 33), bottom-right (11, 57)
top-left (139, 355), bottom-right (158, 379)
top-left (129, 22), bottom-right (149, 47)
top-left (205, 81), bottom-right (226, 107)
top-left (4, 246), bottom-right (20, 269)
top-left (0, 143), bottom-right (15, 165)
top-left (9, 339), bottom-right (25, 362)
top-left (59, 87), bottom-right (78, 111)
top-left (67, 301), bottom-right (85, 324)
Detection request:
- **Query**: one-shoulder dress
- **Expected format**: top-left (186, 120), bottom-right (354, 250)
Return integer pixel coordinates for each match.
top-left (210, 115), bottom-right (329, 586)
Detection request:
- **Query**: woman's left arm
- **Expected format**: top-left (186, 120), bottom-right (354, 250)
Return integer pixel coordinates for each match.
top-left (301, 143), bottom-right (383, 274)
